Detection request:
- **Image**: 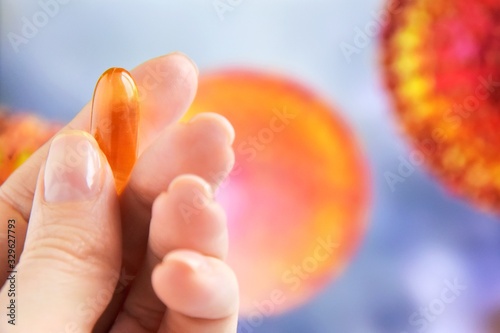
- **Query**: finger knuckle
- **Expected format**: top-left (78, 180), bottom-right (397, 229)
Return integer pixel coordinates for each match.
top-left (23, 222), bottom-right (113, 275)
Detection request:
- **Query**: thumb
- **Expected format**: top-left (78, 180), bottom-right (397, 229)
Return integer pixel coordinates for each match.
top-left (0, 130), bottom-right (121, 332)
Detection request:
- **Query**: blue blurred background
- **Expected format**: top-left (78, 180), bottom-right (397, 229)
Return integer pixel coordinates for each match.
top-left (2, 1), bottom-right (500, 332)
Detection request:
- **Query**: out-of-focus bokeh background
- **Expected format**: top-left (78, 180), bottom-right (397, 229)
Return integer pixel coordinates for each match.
top-left (2, 1), bottom-right (500, 332)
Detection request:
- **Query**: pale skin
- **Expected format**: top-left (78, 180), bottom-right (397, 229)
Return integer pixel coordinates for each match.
top-left (0, 53), bottom-right (239, 332)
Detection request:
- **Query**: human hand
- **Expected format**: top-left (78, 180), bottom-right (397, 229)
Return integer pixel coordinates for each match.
top-left (0, 53), bottom-right (239, 332)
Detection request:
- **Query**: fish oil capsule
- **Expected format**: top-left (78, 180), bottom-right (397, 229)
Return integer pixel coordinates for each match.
top-left (90, 67), bottom-right (139, 194)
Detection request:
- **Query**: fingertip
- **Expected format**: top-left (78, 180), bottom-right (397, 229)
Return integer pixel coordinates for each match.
top-left (168, 174), bottom-right (213, 199)
top-left (162, 249), bottom-right (209, 272)
top-left (149, 173), bottom-right (228, 269)
top-left (188, 112), bottom-right (235, 146)
top-left (152, 250), bottom-right (239, 320)
top-left (132, 52), bottom-right (200, 152)
top-left (42, 129), bottom-right (114, 203)
top-left (170, 51), bottom-right (199, 76)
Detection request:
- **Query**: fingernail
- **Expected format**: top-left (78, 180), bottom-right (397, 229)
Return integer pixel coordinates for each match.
top-left (44, 130), bottom-right (103, 202)
top-left (168, 175), bottom-right (213, 200)
top-left (164, 250), bottom-right (208, 272)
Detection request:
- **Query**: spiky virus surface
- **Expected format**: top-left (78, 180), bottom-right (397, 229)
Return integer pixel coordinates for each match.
top-left (0, 109), bottom-right (59, 184)
top-left (383, 0), bottom-right (500, 210)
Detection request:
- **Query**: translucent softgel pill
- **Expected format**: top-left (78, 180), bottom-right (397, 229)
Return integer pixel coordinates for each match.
top-left (90, 67), bottom-right (139, 194)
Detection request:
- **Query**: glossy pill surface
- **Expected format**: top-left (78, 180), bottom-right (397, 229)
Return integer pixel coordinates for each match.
top-left (90, 67), bottom-right (139, 194)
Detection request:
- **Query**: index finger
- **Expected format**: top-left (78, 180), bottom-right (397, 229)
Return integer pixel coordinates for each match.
top-left (0, 52), bottom-right (198, 222)
top-left (0, 53), bottom-right (198, 282)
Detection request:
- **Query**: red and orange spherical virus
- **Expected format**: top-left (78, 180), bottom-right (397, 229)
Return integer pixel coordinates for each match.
top-left (0, 109), bottom-right (60, 184)
top-left (383, 0), bottom-right (500, 210)
top-left (184, 70), bottom-right (370, 315)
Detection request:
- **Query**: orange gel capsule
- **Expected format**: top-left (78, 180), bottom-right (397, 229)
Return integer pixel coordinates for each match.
top-left (90, 67), bottom-right (139, 194)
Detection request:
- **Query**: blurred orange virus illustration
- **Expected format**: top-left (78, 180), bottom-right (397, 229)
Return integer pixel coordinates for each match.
top-left (383, 0), bottom-right (500, 210)
top-left (0, 109), bottom-right (59, 184)
top-left (184, 71), bottom-right (369, 315)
